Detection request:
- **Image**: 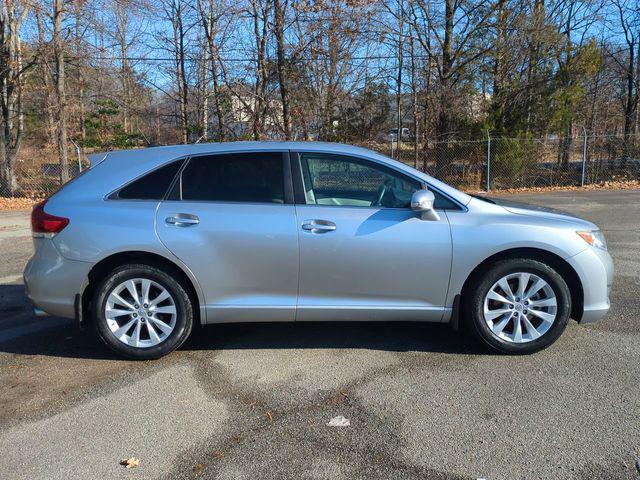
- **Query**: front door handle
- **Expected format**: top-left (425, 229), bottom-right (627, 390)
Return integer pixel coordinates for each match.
top-left (302, 219), bottom-right (336, 233)
top-left (165, 213), bottom-right (200, 227)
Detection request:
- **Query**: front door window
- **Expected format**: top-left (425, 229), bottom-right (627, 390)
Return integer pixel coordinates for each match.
top-left (299, 153), bottom-right (421, 208)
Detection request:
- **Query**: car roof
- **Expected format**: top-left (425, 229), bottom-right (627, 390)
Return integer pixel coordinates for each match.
top-left (90, 141), bottom-right (389, 165)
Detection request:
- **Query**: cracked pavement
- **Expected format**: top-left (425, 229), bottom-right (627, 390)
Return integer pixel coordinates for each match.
top-left (0, 189), bottom-right (638, 480)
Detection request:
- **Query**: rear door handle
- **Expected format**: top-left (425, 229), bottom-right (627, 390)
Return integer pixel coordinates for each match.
top-left (165, 213), bottom-right (200, 227)
top-left (302, 219), bottom-right (336, 233)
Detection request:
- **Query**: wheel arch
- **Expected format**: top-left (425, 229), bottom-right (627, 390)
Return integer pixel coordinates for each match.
top-left (81, 250), bottom-right (204, 327)
top-left (458, 247), bottom-right (584, 322)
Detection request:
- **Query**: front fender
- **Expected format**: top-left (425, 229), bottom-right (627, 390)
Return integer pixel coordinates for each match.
top-left (445, 209), bottom-right (588, 306)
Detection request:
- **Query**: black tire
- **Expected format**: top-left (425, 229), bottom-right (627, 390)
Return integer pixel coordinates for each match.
top-left (465, 258), bottom-right (571, 354)
top-left (92, 263), bottom-right (194, 360)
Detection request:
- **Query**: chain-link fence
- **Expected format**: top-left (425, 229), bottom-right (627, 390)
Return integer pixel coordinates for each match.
top-left (1, 134), bottom-right (639, 199)
top-left (376, 133), bottom-right (640, 191)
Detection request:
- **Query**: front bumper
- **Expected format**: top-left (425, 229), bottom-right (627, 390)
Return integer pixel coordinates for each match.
top-left (566, 246), bottom-right (613, 323)
top-left (23, 238), bottom-right (92, 319)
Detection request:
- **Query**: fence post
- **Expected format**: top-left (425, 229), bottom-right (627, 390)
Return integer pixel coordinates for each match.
top-left (581, 127), bottom-right (587, 187)
top-left (70, 139), bottom-right (82, 174)
top-left (486, 131), bottom-right (491, 191)
top-left (390, 134), bottom-right (395, 160)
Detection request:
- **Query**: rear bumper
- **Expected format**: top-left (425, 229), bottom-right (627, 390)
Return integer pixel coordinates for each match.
top-left (566, 247), bottom-right (613, 323)
top-left (23, 238), bottom-right (92, 319)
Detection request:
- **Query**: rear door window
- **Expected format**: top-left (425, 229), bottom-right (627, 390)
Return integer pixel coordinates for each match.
top-left (174, 152), bottom-right (285, 204)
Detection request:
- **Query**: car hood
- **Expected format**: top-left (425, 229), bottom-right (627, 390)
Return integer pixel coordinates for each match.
top-left (488, 197), bottom-right (598, 229)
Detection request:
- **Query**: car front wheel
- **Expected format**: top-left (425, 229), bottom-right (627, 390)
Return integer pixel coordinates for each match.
top-left (93, 264), bottom-right (194, 360)
top-left (466, 258), bottom-right (572, 354)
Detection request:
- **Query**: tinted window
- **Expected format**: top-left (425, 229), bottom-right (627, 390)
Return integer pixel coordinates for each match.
top-left (299, 153), bottom-right (421, 208)
top-left (432, 190), bottom-right (460, 210)
top-left (177, 152), bottom-right (284, 203)
top-left (118, 160), bottom-right (183, 200)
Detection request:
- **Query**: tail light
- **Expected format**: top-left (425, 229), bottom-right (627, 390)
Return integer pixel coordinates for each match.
top-left (31, 200), bottom-right (69, 237)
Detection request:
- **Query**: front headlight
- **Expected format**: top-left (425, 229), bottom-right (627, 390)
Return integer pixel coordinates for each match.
top-left (577, 230), bottom-right (607, 250)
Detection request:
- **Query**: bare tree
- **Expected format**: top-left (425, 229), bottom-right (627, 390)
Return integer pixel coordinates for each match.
top-left (195, 0), bottom-right (227, 140)
top-left (404, 0), bottom-right (497, 169)
top-left (552, 0), bottom-right (602, 168)
top-left (291, 0), bottom-right (372, 141)
top-left (161, 0), bottom-right (190, 143)
top-left (0, 0), bottom-right (30, 195)
top-left (34, 4), bottom-right (56, 145)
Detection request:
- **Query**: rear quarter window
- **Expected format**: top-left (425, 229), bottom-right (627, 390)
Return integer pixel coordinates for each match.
top-left (115, 160), bottom-right (184, 200)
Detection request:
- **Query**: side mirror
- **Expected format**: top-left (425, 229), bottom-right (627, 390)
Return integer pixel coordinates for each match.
top-left (411, 189), bottom-right (440, 221)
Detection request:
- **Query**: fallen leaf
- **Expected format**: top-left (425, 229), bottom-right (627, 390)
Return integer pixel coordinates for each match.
top-left (213, 451), bottom-right (225, 459)
top-left (120, 457), bottom-right (139, 469)
top-left (192, 463), bottom-right (204, 474)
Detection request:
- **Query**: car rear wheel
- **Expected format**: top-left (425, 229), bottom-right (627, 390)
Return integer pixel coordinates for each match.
top-left (93, 264), bottom-right (193, 360)
top-left (466, 258), bottom-right (571, 354)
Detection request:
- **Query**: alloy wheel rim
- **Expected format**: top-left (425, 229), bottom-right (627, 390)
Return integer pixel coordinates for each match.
top-left (105, 277), bottom-right (177, 348)
top-left (483, 272), bottom-right (557, 344)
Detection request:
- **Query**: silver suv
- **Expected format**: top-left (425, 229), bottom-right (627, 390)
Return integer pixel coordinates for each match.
top-left (24, 142), bottom-right (613, 359)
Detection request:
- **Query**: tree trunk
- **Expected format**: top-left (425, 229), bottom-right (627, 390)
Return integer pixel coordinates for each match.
top-left (115, 0), bottom-right (131, 135)
top-left (273, 0), bottom-right (291, 140)
top-left (74, 6), bottom-right (85, 146)
top-left (155, 105), bottom-right (161, 144)
top-left (0, 2), bottom-right (27, 195)
top-left (409, 19), bottom-right (419, 169)
top-left (622, 40), bottom-right (637, 162)
top-left (172, 0), bottom-right (189, 144)
top-left (491, 0), bottom-right (507, 131)
top-left (53, 0), bottom-right (69, 184)
top-left (635, 39), bottom-right (640, 135)
top-left (524, 0), bottom-right (544, 133)
top-left (200, 33), bottom-right (209, 140)
top-left (395, 0), bottom-right (404, 160)
top-left (435, 0), bottom-right (454, 171)
top-left (557, 128), bottom-right (572, 170)
top-left (35, 7), bottom-right (55, 146)
top-left (251, 0), bottom-right (269, 140)
top-left (210, 53), bottom-right (224, 140)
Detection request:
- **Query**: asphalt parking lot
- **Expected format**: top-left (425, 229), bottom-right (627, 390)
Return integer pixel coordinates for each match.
top-left (0, 189), bottom-right (638, 480)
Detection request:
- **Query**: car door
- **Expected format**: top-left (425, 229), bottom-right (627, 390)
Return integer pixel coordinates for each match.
top-left (292, 151), bottom-right (453, 322)
top-left (155, 151), bottom-right (298, 323)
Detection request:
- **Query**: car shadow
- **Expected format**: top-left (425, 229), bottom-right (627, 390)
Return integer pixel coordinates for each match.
top-left (0, 284), bottom-right (491, 360)
top-left (183, 321), bottom-right (488, 355)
